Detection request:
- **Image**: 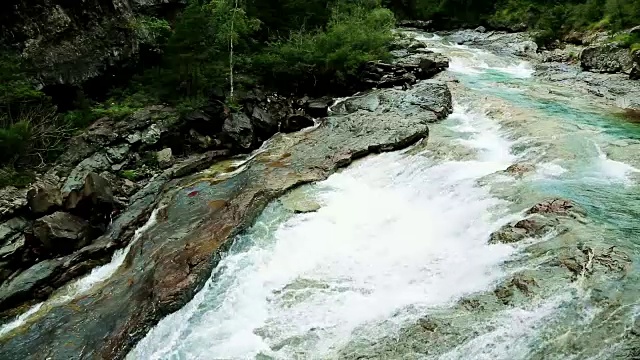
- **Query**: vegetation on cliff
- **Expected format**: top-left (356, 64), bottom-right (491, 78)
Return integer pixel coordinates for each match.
top-left (0, 0), bottom-right (396, 185)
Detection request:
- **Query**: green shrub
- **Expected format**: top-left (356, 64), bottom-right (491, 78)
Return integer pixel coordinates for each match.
top-left (0, 106), bottom-right (72, 168)
top-left (254, 4), bottom-right (395, 91)
top-left (612, 33), bottom-right (640, 48)
top-left (131, 16), bottom-right (172, 47)
top-left (120, 169), bottom-right (140, 181)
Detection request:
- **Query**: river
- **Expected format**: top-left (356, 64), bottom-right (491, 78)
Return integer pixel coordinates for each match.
top-left (128, 31), bottom-right (640, 359)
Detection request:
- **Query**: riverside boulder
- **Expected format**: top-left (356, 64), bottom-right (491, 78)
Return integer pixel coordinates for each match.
top-left (33, 212), bottom-right (91, 254)
top-left (580, 44), bottom-right (634, 74)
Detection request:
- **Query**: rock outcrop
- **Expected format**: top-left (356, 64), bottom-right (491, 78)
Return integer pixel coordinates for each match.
top-left (489, 199), bottom-right (579, 245)
top-left (580, 44), bottom-right (634, 74)
top-left (0, 0), bottom-right (184, 87)
top-left (361, 53), bottom-right (450, 90)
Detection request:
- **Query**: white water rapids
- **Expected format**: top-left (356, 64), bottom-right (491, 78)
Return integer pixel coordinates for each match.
top-left (130, 110), bottom-right (516, 359)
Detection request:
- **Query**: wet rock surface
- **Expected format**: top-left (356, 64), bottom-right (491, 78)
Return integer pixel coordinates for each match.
top-left (0, 76), bottom-right (453, 358)
top-left (489, 199), bottom-right (578, 245)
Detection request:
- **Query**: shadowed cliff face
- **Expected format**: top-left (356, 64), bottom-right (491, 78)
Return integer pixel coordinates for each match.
top-left (0, 0), bottom-right (183, 86)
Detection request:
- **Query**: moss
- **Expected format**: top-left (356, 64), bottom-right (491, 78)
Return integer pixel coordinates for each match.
top-left (120, 169), bottom-right (140, 181)
top-left (611, 33), bottom-right (640, 49)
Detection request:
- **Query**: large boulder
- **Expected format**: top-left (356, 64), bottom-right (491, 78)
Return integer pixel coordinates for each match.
top-left (250, 106), bottom-right (278, 135)
top-left (65, 172), bottom-right (115, 213)
top-left (32, 212), bottom-right (92, 254)
top-left (306, 98), bottom-right (333, 118)
top-left (27, 186), bottom-right (63, 215)
top-left (222, 113), bottom-right (256, 151)
top-left (580, 44), bottom-right (634, 74)
top-left (155, 148), bottom-right (173, 169)
top-left (281, 114), bottom-right (315, 133)
top-left (417, 54), bottom-right (450, 79)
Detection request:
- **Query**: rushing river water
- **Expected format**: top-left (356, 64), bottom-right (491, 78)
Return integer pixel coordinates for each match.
top-left (129, 32), bottom-right (640, 359)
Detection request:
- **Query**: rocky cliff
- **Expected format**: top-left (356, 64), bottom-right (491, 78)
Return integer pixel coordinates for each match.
top-left (0, 0), bottom-right (183, 87)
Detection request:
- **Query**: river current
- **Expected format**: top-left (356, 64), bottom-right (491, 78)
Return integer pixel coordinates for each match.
top-left (128, 32), bottom-right (640, 359)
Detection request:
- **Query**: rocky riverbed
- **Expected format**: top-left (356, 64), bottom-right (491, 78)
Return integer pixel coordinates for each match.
top-left (0, 42), bottom-right (453, 357)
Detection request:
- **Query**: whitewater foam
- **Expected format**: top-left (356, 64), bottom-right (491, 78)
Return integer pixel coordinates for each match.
top-left (129, 105), bottom-right (518, 359)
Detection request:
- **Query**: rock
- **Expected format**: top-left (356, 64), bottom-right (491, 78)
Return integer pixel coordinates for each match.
top-left (417, 54), bottom-right (449, 79)
top-left (61, 152), bottom-right (112, 195)
top-left (504, 163), bottom-right (535, 177)
top-left (222, 113), bottom-right (255, 150)
top-left (512, 40), bottom-right (538, 56)
top-left (32, 212), bottom-right (91, 254)
top-left (378, 73), bottom-right (417, 88)
top-left (0, 187), bottom-right (28, 219)
top-left (281, 114), bottom-right (315, 133)
top-left (475, 26), bottom-right (486, 33)
top-left (0, 0), bottom-right (137, 86)
top-left (280, 187), bottom-right (321, 214)
top-left (631, 51), bottom-right (640, 80)
top-left (27, 186), bottom-right (63, 215)
top-left (306, 98), bottom-right (333, 118)
top-left (580, 44), bottom-right (634, 74)
top-left (250, 106), bottom-right (277, 134)
top-left (342, 93), bottom-right (381, 114)
top-left (156, 148), bottom-right (173, 169)
top-left (0, 258), bottom-right (63, 311)
top-left (526, 198), bottom-right (576, 215)
top-left (489, 199), bottom-right (578, 245)
top-left (65, 172), bottom-right (115, 214)
top-left (489, 215), bottom-right (557, 244)
top-left (170, 150), bottom-right (231, 178)
top-left (0, 218), bottom-right (29, 266)
top-left (106, 144), bottom-right (131, 164)
top-left (397, 20), bottom-right (433, 31)
top-left (0, 238), bottom-right (115, 312)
